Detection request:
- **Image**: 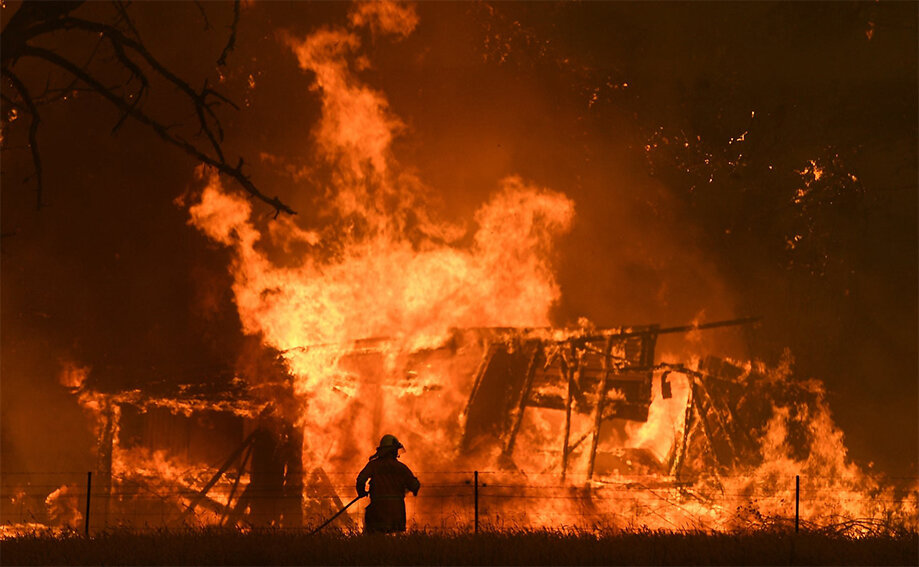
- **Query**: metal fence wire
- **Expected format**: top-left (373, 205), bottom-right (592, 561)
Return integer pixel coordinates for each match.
top-left (1, 471), bottom-right (917, 535)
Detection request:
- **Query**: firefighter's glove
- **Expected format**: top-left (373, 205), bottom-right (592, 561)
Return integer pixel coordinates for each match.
top-left (411, 489), bottom-right (418, 497)
top-left (357, 488), bottom-right (368, 498)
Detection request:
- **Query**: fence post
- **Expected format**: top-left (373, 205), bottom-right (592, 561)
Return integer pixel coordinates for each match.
top-left (794, 474), bottom-right (800, 533)
top-left (474, 470), bottom-right (479, 534)
top-left (85, 471), bottom-right (92, 537)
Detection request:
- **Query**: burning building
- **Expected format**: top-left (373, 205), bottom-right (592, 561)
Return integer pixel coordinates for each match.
top-left (2, 1), bottom-right (916, 538)
top-left (57, 314), bottom-right (915, 533)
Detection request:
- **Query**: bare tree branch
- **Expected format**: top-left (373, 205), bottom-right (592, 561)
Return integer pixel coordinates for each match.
top-left (58, 17), bottom-right (231, 165)
top-left (2, 68), bottom-right (44, 209)
top-left (19, 45), bottom-right (295, 215)
top-left (217, 0), bottom-right (241, 67)
top-left (1, 2), bottom-right (85, 68)
top-left (1, 2), bottom-right (295, 215)
top-left (32, 32), bottom-right (105, 105)
top-left (106, 37), bottom-right (149, 133)
top-left (192, 1), bottom-right (212, 31)
top-left (112, 1), bottom-right (143, 42)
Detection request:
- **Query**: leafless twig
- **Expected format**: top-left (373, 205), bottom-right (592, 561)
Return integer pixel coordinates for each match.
top-left (193, 1), bottom-right (212, 31)
top-left (112, 1), bottom-right (142, 42)
top-left (20, 45), bottom-right (294, 215)
top-left (2, 68), bottom-right (44, 209)
top-left (217, 0), bottom-right (241, 67)
top-left (1, 1), bottom-right (294, 215)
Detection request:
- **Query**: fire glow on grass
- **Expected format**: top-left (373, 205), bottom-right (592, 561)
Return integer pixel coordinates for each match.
top-left (7, 1), bottom-right (915, 538)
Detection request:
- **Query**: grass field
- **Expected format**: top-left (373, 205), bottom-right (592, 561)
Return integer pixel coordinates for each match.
top-left (2, 528), bottom-right (916, 566)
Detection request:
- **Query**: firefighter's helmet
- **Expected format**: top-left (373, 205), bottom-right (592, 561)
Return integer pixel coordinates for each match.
top-left (378, 434), bottom-right (404, 451)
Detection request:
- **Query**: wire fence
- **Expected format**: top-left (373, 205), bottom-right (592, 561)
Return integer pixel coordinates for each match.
top-left (2, 471), bottom-right (917, 536)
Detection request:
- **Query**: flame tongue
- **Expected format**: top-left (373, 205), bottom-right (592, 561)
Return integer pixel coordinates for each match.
top-left (188, 172), bottom-right (573, 344)
top-left (187, 170), bottom-right (574, 455)
top-left (186, 1), bottom-right (574, 472)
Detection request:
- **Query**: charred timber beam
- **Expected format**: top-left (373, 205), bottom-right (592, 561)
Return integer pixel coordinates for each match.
top-left (181, 428), bottom-right (259, 522)
top-left (641, 325), bottom-right (659, 368)
top-left (527, 394), bottom-right (567, 410)
top-left (502, 344), bottom-right (542, 459)
top-left (561, 352), bottom-right (574, 480)
top-left (694, 379), bottom-right (739, 467)
top-left (587, 337), bottom-right (614, 480)
top-left (568, 430), bottom-right (592, 453)
top-left (638, 317), bottom-right (760, 339)
top-left (219, 441), bottom-right (254, 525)
top-left (224, 484), bottom-right (252, 527)
top-left (305, 467), bottom-right (353, 530)
top-left (718, 391), bottom-right (754, 450)
top-left (668, 380), bottom-right (696, 479)
top-left (472, 316), bottom-right (760, 342)
top-left (462, 343), bottom-right (497, 420)
top-left (690, 387), bottom-right (724, 472)
top-left (190, 491), bottom-right (236, 521)
top-left (290, 317), bottom-right (760, 351)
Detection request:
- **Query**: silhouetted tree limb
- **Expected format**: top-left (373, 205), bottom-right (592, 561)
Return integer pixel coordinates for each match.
top-left (112, 0), bottom-right (142, 43)
top-left (18, 44), bottom-right (294, 216)
top-left (2, 68), bottom-right (43, 209)
top-left (193, 1), bottom-right (212, 31)
top-left (1, 0), bottom-right (295, 215)
top-left (1, 2), bottom-right (86, 69)
top-left (217, 0), bottom-right (241, 67)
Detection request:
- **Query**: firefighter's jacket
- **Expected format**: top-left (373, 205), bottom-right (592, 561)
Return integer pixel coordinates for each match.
top-left (356, 456), bottom-right (420, 533)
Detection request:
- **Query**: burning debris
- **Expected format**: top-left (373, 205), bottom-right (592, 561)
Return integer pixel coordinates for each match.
top-left (37, 318), bottom-right (912, 534)
top-left (459, 318), bottom-right (760, 479)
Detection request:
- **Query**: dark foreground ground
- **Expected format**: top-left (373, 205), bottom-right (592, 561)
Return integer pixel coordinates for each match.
top-left (1, 529), bottom-right (916, 566)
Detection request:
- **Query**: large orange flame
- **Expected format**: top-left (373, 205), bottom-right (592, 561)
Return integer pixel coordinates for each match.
top-left (24, 1), bottom-right (911, 537)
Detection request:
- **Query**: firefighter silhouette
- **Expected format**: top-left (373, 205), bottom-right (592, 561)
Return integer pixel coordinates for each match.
top-left (356, 434), bottom-right (420, 533)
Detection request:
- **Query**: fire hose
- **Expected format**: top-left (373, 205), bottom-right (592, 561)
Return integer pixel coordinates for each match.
top-left (309, 494), bottom-right (366, 535)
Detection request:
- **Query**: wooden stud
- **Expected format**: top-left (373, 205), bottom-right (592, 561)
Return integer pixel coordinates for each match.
top-left (587, 337), bottom-right (614, 480)
top-left (502, 343), bottom-right (542, 458)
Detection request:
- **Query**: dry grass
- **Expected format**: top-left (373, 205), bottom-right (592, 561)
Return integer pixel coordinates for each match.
top-left (1, 527), bottom-right (916, 565)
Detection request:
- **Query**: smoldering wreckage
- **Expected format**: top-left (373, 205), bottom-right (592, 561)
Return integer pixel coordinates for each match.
top-left (26, 314), bottom-right (909, 534)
